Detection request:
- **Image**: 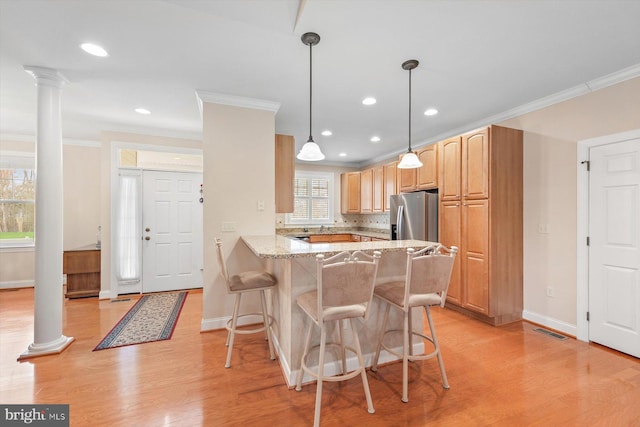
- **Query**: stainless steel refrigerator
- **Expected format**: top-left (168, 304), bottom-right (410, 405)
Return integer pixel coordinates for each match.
top-left (390, 191), bottom-right (438, 241)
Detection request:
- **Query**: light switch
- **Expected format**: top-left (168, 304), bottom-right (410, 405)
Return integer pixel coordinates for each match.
top-left (257, 200), bottom-right (265, 211)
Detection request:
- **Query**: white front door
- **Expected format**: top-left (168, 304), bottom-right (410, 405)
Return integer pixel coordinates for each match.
top-left (588, 138), bottom-right (640, 357)
top-left (142, 170), bottom-right (203, 293)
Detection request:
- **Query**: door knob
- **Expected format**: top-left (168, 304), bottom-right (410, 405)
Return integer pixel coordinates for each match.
top-left (145, 227), bottom-right (151, 232)
top-left (145, 236), bottom-right (151, 241)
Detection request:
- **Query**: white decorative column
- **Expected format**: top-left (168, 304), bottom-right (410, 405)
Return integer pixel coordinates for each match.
top-left (19, 66), bottom-right (74, 360)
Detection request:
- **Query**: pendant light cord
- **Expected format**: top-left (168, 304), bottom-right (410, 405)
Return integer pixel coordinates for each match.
top-left (408, 67), bottom-right (412, 152)
top-left (308, 42), bottom-right (314, 143)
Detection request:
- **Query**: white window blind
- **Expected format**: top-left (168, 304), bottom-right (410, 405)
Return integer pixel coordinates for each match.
top-left (287, 172), bottom-right (333, 225)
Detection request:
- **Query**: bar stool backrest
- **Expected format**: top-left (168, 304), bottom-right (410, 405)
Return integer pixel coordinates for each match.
top-left (405, 245), bottom-right (458, 308)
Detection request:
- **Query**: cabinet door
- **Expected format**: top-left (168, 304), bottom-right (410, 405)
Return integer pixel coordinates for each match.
top-left (383, 161), bottom-right (398, 212)
top-left (439, 137), bottom-right (461, 201)
top-left (462, 199), bottom-right (489, 315)
top-left (275, 134), bottom-right (295, 213)
top-left (462, 128), bottom-right (489, 199)
top-left (360, 169), bottom-right (373, 213)
top-left (347, 172), bottom-right (361, 213)
top-left (372, 166), bottom-right (383, 212)
top-left (416, 145), bottom-right (437, 189)
top-left (398, 165), bottom-right (416, 192)
top-left (440, 201), bottom-right (462, 305)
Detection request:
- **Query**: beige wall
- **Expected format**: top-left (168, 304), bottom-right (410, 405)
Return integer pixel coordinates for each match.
top-left (0, 139), bottom-right (101, 287)
top-left (201, 102), bottom-right (276, 327)
top-left (500, 76), bottom-right (640, 332)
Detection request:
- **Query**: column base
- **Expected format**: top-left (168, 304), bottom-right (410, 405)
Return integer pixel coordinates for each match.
top-left (18, 335), bottom-right (75, 361)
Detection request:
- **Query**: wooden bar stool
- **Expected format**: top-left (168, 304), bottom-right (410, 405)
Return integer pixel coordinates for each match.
top-left (371, 244), bottom-right (457, 403)
top-left (295, 250), bottom-right (381, 427)
top-left (215, 238), bottom-right (277, 368)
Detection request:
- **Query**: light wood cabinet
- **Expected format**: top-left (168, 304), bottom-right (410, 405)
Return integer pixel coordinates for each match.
top-left (416, 145), bottom-right (438, 190)
top-left (398, 144), bottom-right (438, 192)
top-left (438, 125), bottom-right (523, 326)
top-left (275, 134), bottom-right (294, 213)
top-left (439, 136), bottom-right (461, 201)
top-left (308, 234), bottom-right (352, 243)
top-left (341, 172), bottom-right (361, 214)
top-left (383, 161), bottom-right (398, 212)
top-left (372, 166), bottom-right (383, 212)
top-left (64, 246), bottom-right (100, 298)
top-left (360, 168), bottom-right (373, 213)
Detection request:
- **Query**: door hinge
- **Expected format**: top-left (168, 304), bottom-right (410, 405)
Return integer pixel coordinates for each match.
top-left (581, 160), bottom-right (590, 171)
top-left (586, 311), bottom-right (590, 321)
top-left (586, 236), bottom-right (590, 246)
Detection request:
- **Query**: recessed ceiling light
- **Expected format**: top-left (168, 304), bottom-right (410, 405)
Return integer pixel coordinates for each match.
top-left (370, 136), bottom-right (381, 143)
top-left (362, 97), bottom-right (377, 106)
top-left (321, 130), bottom-right (332, 136)
top-left (424, 108), bottom-right (439, 116)
top-left (80, 43), bottom-right (108, 57)
top-left (339, 153), bottom-right (347, 157)
top-left (135, 108), bottom-right (151, 115)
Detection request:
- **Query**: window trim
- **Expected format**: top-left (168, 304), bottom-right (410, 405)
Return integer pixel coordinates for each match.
top-left (285, 171), bottom-right (334, 226)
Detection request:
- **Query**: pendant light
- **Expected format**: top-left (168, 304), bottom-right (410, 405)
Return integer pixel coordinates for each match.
top-left (397, 59), bottom-right (423, 169)
top-left (297, 32), bottom-right (325, 161)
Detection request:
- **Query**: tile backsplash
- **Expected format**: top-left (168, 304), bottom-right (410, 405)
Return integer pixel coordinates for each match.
top-left (275, 213), bottom-right (390, 231)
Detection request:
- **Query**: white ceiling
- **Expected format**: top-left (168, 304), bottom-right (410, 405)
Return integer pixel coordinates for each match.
top-left (1, 0), bottom-right (639, 166)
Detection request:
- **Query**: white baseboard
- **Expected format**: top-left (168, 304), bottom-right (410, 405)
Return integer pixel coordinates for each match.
top-left (99, 290), bottom-right (113, 300)
top-left (200, 314), bottom-right (264, 332)
top-left (0, 280), bottom-right (33, 289)
top-left (523, 310), bottom-right (577, 338)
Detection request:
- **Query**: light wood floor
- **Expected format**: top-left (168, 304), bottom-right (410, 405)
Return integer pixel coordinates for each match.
top-left (1, 288), bottom-right (638, 426)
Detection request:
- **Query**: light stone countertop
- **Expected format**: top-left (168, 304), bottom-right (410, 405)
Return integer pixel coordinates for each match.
top-left (241, 234), bottom-right (437, 259)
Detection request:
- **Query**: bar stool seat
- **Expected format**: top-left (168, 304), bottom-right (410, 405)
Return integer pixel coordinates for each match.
top-left (215, 238), bottom-right (277, 368)
top-left (295, 250), bottom-right (381, 427)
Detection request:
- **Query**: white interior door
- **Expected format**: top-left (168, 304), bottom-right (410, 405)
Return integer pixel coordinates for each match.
top-left (588, 139), bottom-right (640, 357)
top-left (142, 170), bottom-right (203, 293)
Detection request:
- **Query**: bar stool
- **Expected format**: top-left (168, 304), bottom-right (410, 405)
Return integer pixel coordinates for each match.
top-left (295, 250), bottom-right (381, 427)
top-left (214, 238), bottom-right (277, 368)
top-left (371, 244), bottom-right (457, 403)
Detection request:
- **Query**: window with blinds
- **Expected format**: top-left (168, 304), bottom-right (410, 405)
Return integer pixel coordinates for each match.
top-left (286, 172), bottom-right (334, 225)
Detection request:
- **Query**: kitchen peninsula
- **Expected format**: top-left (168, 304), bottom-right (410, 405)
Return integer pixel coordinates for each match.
top-left (241, 234), bottom-right (436, 387)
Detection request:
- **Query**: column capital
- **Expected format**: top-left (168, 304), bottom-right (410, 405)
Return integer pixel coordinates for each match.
top-left (24, 66), bottom-right (68, 89)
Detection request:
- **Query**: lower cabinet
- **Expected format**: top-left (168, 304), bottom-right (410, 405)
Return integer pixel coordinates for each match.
top-left (64, 246), bottom-right (101, 298)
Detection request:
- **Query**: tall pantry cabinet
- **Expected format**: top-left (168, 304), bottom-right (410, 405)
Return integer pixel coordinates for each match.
top-left (438, 125), bottom-right (523, 326)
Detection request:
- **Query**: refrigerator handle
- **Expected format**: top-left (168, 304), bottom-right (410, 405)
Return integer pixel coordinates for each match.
top-left (397, 205), bottom-right (404, 240)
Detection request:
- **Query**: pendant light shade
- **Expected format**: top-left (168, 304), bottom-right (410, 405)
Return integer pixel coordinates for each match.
top-left (297, 32), bottom-right (325, 161)
top-left (397, 59), bottom-right (423, 169)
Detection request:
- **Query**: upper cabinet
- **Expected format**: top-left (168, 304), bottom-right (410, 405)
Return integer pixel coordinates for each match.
top-left (439, 136), bottom-right (462, 201)
top-left (462, 128), bottom-right (490, 199)
top-left (416, 145), bottom-right (438, 189)
top-left (340, 171), bottom-right (361, 214)
top-left (383, 161), bottom-right (398, 212)
top-left (275, 134), bottom-right (294, 213)
top-left (398, 144), bottom-right (438, 192)
top-left (360, 168), bottom-right (373, 213)
top-left (372, 166), bottom-right (384, 213)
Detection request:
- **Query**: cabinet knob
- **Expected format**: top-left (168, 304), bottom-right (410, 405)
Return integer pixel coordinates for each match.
top-left (144, 236), bottom-right (151, 241)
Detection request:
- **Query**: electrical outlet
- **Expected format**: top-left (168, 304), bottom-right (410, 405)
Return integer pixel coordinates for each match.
top-left (221, 222), bottom-right (236, 232)
top-left (546, 287), bottom-right (554, 297)
top-left (538, 223), bottom-right (550, 234)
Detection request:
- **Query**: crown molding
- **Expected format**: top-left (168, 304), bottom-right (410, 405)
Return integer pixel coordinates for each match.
top-left (195, 90), bottom-right (281, 114)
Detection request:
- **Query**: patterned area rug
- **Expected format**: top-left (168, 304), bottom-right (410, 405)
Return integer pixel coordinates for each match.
top-left (94, 291), bottom-right (187, 351)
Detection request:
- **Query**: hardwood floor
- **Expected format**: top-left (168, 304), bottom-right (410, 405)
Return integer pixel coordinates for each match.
top-left (1, 287), bottom-right (638, 426)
